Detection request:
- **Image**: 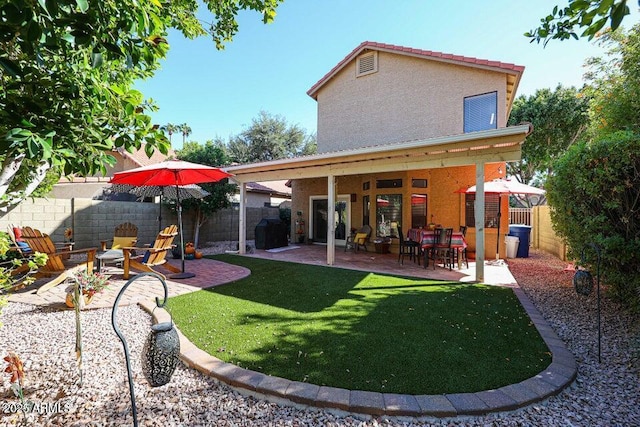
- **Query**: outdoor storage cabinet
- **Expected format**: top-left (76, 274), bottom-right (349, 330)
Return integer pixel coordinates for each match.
top-left (509, 225), bottom-right (532, 258)
top-left (255, 218), bottom-right (288, 250)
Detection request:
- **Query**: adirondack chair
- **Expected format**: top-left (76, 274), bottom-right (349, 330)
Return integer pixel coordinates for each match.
top-left (122, 224), bottom-right (181, 280)
top-left (20, 227), bottom-right (96, 295)
top-left (101, 222), bottom-right (138, 251)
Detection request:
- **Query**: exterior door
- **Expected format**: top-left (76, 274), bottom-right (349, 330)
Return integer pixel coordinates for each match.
top-left (311, 197), bottom-right (349, 245)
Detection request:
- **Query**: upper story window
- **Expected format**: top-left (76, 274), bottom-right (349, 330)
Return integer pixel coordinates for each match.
top-left (464, 92), bottom-right (497, 133)
top-left (356, 51), bottom-right (378, 77)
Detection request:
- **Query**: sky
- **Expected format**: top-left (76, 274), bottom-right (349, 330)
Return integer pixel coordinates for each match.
top-left (135, 0), bottom-right (640, 149)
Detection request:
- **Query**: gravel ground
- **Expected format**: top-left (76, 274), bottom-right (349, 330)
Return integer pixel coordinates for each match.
top-left (1, 249), bottom-right (639, 426)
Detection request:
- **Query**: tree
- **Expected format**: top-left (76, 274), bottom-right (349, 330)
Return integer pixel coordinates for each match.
top-left (527, 0), bottom-right (630, 45)
top-left (161, 124), bottom-right (179, 144)
top-left (0, 0), bottom-right (283, 212)
top-left (583, 24), bottom-right (640, 138)
top-left (179, 123), bottom-right (192, 146)
top-left (546, 131), bottom-right (640, 311)
top-left (507, 85), bottom-right (590, 186)
top-left (227, 111), bottom-right (317, 163)
top-left (176, 140), bottom-right (236, 248)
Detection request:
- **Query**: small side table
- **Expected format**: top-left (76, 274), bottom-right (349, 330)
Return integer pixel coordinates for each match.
top-left (373, 240), bottom-right (391, 254)
top-left (96, 249), bottom-right (124, 272)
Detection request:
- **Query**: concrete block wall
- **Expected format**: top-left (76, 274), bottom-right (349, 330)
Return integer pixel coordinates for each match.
top-left (1, 198), bottom-right (279, 249)
top-left (532, 206), bottom-right (568, 261)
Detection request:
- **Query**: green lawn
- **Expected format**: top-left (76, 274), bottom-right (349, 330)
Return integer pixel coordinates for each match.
top-left (167, 255), bottom-right (551, 395)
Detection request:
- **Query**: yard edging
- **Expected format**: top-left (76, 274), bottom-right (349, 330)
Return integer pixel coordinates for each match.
top-left (139, 285), bottom-right (576, 419)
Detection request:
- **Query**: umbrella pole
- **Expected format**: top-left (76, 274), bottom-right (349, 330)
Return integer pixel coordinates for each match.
top-left (158, 192), bottom-right (163, 232)
top-left (170, 184), bottom-right (196, 279)
top-left (496, 195), bottom-right (501, 260)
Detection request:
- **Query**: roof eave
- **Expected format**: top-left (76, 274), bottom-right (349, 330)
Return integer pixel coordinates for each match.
top-left (225, 125), bottom-right (531, 174)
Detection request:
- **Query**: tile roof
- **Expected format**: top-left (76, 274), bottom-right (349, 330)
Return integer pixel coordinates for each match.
top-left (307, 41), bottom-right (525, 99)
top-left (117, 144), bottom-right (175, 167)
top-left (246, 180), bottom-right (292, 197)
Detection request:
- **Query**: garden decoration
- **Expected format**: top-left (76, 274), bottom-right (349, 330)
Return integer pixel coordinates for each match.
top-left (141, 316), bottom-right (180, 387)
top-left (112, 272), bottom-right (178, 427)
top-left (572, 243), bottom-right (602, 363)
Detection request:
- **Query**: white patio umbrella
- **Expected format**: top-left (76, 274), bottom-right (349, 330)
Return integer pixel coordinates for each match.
top-left (110, 183), bottom-right (210, 231)
top-left (463, 178), bottom-right (545, 259)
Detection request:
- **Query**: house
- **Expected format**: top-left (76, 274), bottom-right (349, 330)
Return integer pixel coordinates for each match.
top-left (50, 147), bottom-right (291, 207)
top-left (230, 180), bottom-right (291, 208)
top-left (49, 144), bottom-right (175, 199)
top-left (226, 41), bottom-right (530, 281)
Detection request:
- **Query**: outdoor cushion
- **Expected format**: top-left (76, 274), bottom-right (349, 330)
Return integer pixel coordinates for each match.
top-left (111, 236), bottom-right (136, 249)
top-left (354, 233), bottom-right (368, 244)
top-left (13, 227), bottom-right (22, 241)
top-left (16, 241), bottom-right (31, 253)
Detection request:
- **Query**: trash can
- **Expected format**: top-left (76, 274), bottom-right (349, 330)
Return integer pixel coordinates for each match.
top-left (505, 235), bottom-right (519, 259)
top-left (255, 218), bottom-right (288, 250)
top-left (509, 225), bottom-right (532, 258)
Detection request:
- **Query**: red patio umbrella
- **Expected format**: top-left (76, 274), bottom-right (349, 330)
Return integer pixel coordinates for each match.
top-left (463, 178), bottom-right (545, 259)
top-left (110, 160), bottom-right (232, 279)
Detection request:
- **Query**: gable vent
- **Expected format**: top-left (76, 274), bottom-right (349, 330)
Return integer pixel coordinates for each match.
top-left (356, 51), bottom-right (378, 77)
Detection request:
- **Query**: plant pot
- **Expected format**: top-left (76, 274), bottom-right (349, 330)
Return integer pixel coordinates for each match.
top-left (65, 292), bottom-right (93, 309)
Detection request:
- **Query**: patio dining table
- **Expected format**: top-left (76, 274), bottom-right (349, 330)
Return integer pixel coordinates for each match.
top-left (408, 228), bottom-right (468, 269)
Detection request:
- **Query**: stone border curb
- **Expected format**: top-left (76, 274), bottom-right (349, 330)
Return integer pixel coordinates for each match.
top-left (139, 285), bottom-right (576, 419)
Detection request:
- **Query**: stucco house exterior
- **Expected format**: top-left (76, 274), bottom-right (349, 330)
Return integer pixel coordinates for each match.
top-left (226, 42), bottom-right (530, 281)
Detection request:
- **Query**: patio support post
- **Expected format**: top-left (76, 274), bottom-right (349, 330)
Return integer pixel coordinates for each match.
top-left (475, 162), bottom-right (485, 281)
top-left (239, 182), bottom-right (247, 254)
top-left (327, 174), bottom-right (336, 265)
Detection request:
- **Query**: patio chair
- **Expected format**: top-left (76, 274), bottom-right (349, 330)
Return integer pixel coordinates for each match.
top-left (19, 227), bottom-right (96, 295)
top-left (100, 222), bottom-right (138, 251)
top-left (397, 226), bottom-right (420, 265)
top-left (122, 224), bottom-right (181, 280)
top-left (455, 226), bottom-right (469, 269)
top-left (345, 225), bottom-right (371, 252)
top-left (430, 227), bottom-right (454, 270)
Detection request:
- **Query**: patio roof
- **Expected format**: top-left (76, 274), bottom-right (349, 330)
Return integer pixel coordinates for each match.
top-left (225, 125), bottom-right (531, 182)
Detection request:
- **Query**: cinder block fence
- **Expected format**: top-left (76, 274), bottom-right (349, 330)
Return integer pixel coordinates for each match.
top-left (0, 198), bottom-right (279, 249)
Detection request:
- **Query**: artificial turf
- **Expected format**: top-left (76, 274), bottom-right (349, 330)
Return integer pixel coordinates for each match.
top-left (167, 254), bottom-right (551, 395)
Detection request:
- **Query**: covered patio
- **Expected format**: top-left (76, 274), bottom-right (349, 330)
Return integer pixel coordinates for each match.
top-left (245, 243), bottom-right (518, 286)
top-left (227, 125), bottom-right (532, 282)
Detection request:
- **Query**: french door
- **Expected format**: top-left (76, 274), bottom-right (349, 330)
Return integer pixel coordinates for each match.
top-left (311, 196), bottom-right (349, 245)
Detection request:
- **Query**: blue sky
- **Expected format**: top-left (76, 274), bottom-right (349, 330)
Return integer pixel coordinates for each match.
top-left (135, 0), bottom-right (640, 149)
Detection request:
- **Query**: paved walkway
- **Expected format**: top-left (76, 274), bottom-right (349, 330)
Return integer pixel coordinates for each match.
top-left (9, 247), bottom-right (576, 420)
top-left (8, 258), bottom-right (250, 310)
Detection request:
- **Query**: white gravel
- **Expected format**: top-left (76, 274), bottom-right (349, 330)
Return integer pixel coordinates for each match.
top-left (1, 249), bottom-right (639, 426)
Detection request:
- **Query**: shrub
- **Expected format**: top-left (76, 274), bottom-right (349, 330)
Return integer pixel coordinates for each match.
top-left (547, 131), bottom-right (640, 310)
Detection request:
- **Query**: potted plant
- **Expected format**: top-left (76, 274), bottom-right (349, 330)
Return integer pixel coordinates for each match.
top-left (65, 270), bottom-right (111, 308)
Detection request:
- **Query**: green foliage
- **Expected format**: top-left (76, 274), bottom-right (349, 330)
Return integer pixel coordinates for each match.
top-left (279, 207), bottom-right (291, 234)
top-left (527, 0), bottom-right (630, 45)
top-left (227, 111), bottom-right (317, 163)
top-left (0, 0), bottom-right (283, 208)
top-left (176, 140), bottom-right (237, 247)
top-left (168, 255), bottom-right (550, 394)
top-left (507, 85), bottom-right (590, 186)
top-left (547, 131), bottom-right (640, 310)
top-left (584, 24), bottom-right (640, 138)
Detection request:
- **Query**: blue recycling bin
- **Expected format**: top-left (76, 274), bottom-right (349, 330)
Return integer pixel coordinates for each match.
top-left (509, 225), bottom-right (532, 258)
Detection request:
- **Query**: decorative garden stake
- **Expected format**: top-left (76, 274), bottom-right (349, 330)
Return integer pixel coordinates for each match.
top-left (112, 272), bottom-right (177, 427)
top-left (573, 243), bottom-right (602, 363)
